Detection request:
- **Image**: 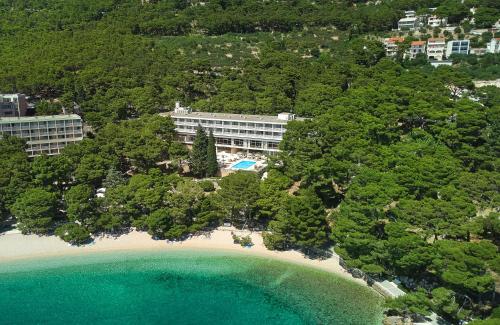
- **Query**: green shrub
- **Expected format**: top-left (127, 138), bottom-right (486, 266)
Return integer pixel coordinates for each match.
top-left (232, 233), bottom-right (253, 247)
top-left (199, 180), bottom-right (215, 192)
top-left (55, 223), bottom-right (92, 246)
top-left (239, 235), bottom-right (253, 247)
top-left (262, 231), bottom-right (288, 250)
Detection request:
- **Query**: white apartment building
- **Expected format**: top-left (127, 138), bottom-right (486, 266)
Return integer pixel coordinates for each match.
top-left (486, 38), bottom-right (500, 53)
top-left (427, 15), bottom-right (447, 27)
top-left (384, 37), bottom-right (405, 57)
top-left (427, 38), bottom-right (446, 61)
top-left (0, 114), bottom-right (83, 157)
top-left (0, 94), bottom-right (28, 117)
top-left (398, 17), bottom-right (419, 31)
top-left (163, 103), bottom-right (304, 154)
top-left (446, 40), bottom-right (470, 57)
top-left (409, 41), bottom-right (426, 59)
top-left (404, 10), bottom-right (416, 18)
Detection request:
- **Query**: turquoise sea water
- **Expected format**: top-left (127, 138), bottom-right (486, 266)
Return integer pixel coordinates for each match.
top-left (0, 250), bottom-right (383, 324)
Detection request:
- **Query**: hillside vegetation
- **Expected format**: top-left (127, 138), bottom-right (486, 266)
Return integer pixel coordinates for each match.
top-left (0, 1), bottom-right (499, 324)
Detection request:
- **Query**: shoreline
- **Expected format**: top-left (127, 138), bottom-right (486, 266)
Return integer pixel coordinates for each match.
top-left (0, 227), bottom-right (367, 286)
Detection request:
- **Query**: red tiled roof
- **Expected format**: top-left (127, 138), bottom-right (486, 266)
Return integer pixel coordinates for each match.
top-left (389, 37), bottom-right (405, 43)
top-left (411, 41), bottom-right (426, 45)
top-left (386, 37), bottom-right (405, 43)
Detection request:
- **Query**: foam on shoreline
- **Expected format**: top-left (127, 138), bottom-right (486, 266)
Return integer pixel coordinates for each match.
top-left (0, 227), bottom-right (365, 286)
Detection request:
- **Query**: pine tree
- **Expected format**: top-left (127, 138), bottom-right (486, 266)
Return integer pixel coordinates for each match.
top-left (206, 130), bottom-right (218, 177)
top-left (102, 166), bottom-right (127, 189)
top-left (190, 125), bottom-right (208, 178)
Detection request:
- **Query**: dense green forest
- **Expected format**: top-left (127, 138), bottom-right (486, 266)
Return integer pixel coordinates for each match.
top-left (0, 0), bottom-right (499, 324)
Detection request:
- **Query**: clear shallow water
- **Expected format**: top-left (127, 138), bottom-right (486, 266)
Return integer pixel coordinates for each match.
top-left (231, 160), bottom-right (256, 170)
top-left (0, 250), bottom-right (383, 324)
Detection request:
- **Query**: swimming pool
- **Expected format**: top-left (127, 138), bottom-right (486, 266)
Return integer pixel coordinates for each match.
top-left (231, 160), bottom-right (256, 170)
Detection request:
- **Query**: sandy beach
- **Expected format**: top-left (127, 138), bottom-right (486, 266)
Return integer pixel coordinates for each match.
top-left (0, 227), bottom-right (365, 285)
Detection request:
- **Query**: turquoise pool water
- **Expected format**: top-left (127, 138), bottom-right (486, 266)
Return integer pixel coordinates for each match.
top-left (231, 160), bottom-right (256, 169)
top-left (0, 251), bottom-right (384, 324)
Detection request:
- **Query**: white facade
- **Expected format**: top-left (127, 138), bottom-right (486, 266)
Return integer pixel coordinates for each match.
top-left (384, 38), bottom-right (404, 57)
top-left (0, 94), bottom-right (28, 117)
top-left (0, 114), bottom-right (83, 157)
top-left (427, 15), bottom-right (447, 27)
top-left (409, 41), bottom-right (426, 59)
top-left (398, 17), bottom-right (419, 31)
top-left (427, 38), bottom-right (446, 61)
top-left (486, 38), bottom-right (500, 53)
top-left (446, 40), bottom-right (470, 57)
top-left (163, 103), bottom-right (304, 154)
top-left (404, 11), bottom-right (416, 18)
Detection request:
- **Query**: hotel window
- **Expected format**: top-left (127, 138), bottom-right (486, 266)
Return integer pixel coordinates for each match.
top-left (265, 124), bottom-right (272, 129)
top-left (265, 132), bottom-right (272, 136)
top-left (239, 130), bottom-right (247, 134)
top-left (268, 142), bottom-right (279, 149)
top-left (248, 123), bottom-right (255, 128)
top-left (232, 122), bottom-right (239, 126)
top-left (234, 139), bottom-right (244, 147)
top-left (216, 121), bottom-right (222, 125)
top-left (216, 138), bottom-right (231, 145)
top-left (250, 140), bottom-right (262, 148)
top-left (256, 131), bottom-right (263, 136)
top-left (248, 130), bottom-right (254, 135)
top-left (223, 121), bottom-right (231, 125)
top-left (240, 122), bottom-right (247, 128)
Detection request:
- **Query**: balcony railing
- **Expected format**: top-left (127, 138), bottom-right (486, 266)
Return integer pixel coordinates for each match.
top-left (173, 120), bottom-right (284, 131)
top-left (175, 128), bottom-right (283, 140)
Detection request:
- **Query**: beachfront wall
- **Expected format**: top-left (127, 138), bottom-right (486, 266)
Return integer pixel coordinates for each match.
top-left (0, 114), bottom-right (84, 157)
top-left (162, 103), bottom-right (305, 154)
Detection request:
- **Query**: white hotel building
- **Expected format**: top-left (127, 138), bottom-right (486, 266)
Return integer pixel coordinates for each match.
top-left (163, 103), bottom-right (304, 154)
top-left (0, 114), bottom-right (84, 157)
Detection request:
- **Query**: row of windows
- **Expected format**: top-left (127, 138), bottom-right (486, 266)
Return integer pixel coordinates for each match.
top-left (186, 136), bottom-right (279, 149)
top-left (0, 120), bottom-right (82, 129)
top-left (3, 131), bottom-right (83, 138)
top-left (28, 138), bottom-right (78, 146)
top-left (174, 118), bottom-right (284, 130)
top-left (29, 134), bottom-right (83, 141)
top-left (26, 141), bottom-right (80, 157)
top-left (177, 125), bottom-right (282, 138)
top-left (2, 127), bottom-right (82, 134)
